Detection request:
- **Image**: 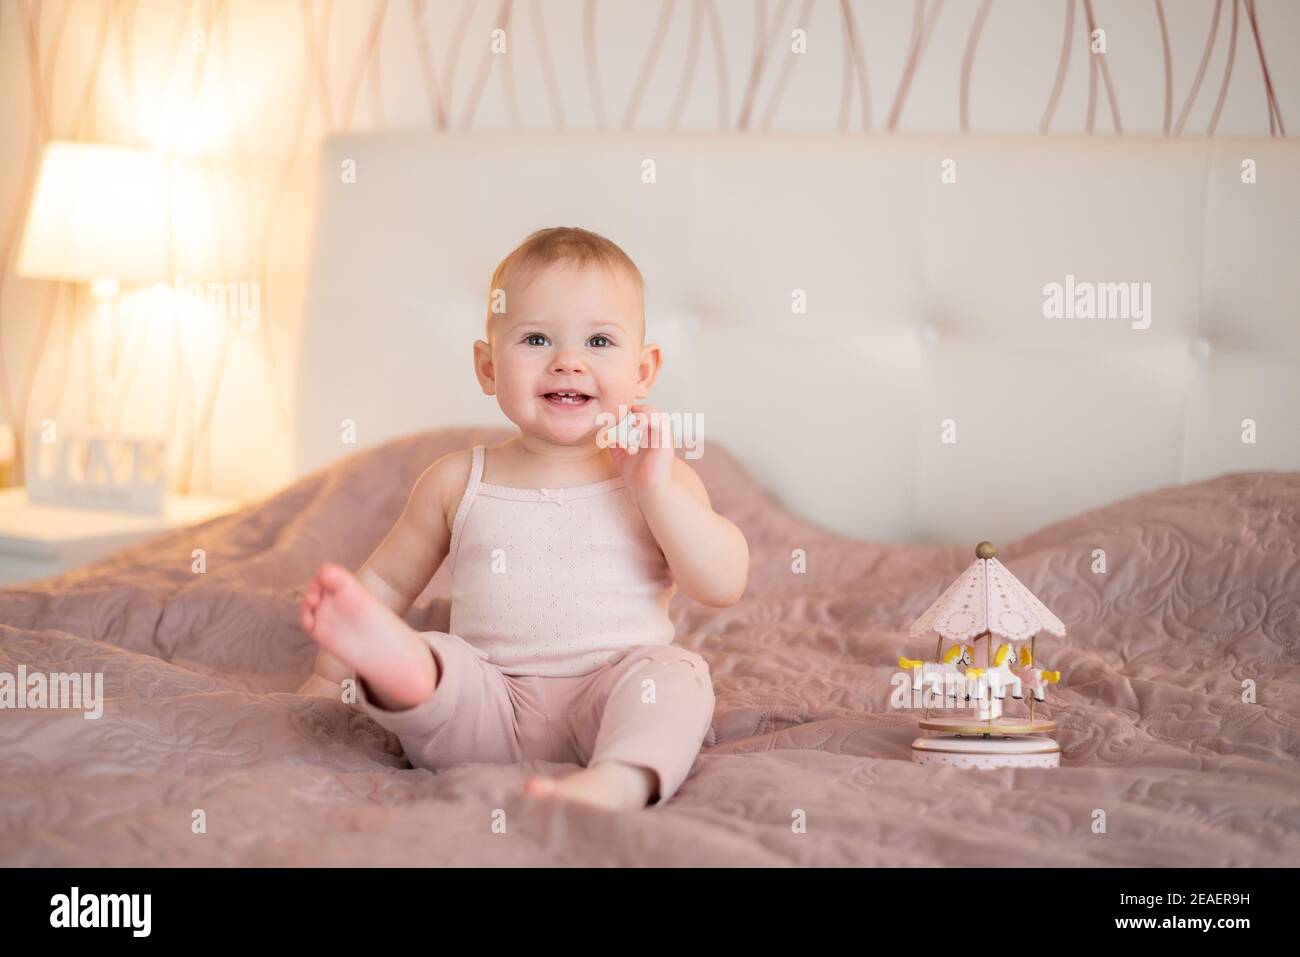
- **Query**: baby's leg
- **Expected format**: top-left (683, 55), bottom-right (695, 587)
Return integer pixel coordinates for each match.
top-left (357, 632), bottom-right (522, 771)
top-left (527, 645), bottom-right (716, 809)
top-left (301, 562), bottom-right (437, 710)
top-left (590, 646), bottom-right (716, 805)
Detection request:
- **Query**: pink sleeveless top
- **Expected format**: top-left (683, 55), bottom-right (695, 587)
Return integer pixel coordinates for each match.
top-left (446, 444), bottom-right (677, 676)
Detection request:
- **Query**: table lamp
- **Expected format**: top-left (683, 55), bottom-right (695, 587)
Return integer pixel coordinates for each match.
top-left (15, 141), bottom-right (170, 513)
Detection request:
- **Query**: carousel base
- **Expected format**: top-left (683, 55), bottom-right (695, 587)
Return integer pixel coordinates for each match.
top-left (912, 734), bottom-right (1061, 769)
top-left (917, 716), bottom-right (1056, 736)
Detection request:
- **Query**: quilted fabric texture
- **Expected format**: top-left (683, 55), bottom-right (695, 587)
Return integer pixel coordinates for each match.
top-left (1, 427), bottom-right (1297, 865)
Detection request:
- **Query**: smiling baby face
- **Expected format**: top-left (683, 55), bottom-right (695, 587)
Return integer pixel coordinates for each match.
top-left (474, 230), bottom-right (662, 448)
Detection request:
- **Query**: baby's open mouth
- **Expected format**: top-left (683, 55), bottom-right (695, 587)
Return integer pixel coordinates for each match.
top-left (541, 391), bottom-right (593, 407)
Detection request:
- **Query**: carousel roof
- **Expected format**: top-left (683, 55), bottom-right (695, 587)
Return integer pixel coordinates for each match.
top-left (909, 542), bottom-right (1066, 643)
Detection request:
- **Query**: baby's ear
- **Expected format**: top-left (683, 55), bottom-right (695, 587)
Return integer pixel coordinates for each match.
top-left (470, 341), bottom-right (497, 394)
top-left (637, 341), bottom-right (664, 391)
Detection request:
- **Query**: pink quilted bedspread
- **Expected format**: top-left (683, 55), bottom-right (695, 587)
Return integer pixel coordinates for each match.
top-left (2, 427), bottom-right (1297, 866)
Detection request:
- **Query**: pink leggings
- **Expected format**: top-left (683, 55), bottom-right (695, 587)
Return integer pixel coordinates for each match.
top-left (356, 632), bottom-right (716, 805)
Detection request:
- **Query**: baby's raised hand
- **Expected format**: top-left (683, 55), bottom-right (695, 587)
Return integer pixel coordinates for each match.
top-left (603, 403), bottom-right (675, 497)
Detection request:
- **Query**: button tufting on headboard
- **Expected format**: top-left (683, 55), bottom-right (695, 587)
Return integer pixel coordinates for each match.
top-left (295, 132), bottom-right (1300, 543)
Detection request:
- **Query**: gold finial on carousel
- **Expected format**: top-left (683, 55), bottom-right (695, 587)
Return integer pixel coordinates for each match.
top-left (975, 541), bottom-right (996, 560)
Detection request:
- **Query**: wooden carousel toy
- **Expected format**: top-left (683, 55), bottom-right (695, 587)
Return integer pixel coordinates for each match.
top-left (902, 541), bottom-right (1065, 769)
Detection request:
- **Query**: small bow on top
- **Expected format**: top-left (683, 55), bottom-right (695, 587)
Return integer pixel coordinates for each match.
top-left (538, 487), bottom-right (566, 506)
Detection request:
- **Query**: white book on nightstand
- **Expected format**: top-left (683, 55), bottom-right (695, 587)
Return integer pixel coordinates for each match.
top-left (0, 487), bottom-right (240, 586)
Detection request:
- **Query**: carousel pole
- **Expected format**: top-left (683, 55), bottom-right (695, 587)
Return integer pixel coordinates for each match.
top-left (925, 635), bottom-right (942, 720)
top-left (986, 629), bottom-right (993, 729)
top-left (975, 541), bottom-right (996, 731)
top-left (1030, 634), bottom-right (1036, 723)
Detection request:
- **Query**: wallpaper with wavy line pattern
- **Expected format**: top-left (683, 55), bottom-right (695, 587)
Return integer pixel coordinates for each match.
top-left (0, 0), bottom-right (1295, 501)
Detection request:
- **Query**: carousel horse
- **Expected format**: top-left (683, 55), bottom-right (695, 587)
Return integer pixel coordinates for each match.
top-left (964, 642), bottom-right (1024, 701)
top-left (899, 643), bottom-right (974, 700)
top-left (1013, 644), bottom-right (1061, 702)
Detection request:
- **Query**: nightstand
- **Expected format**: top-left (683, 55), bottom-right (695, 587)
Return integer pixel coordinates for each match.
top-left (0, 487), bottom-right (240, 586)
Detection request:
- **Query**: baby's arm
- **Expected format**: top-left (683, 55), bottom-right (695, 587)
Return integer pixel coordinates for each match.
top-left (303, 451), bottom-right (462, 687)
top-left (635, 457), bottom-right (749, 607)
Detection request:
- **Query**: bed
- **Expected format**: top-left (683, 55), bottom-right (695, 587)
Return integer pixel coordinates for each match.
top-left (3, 131), bottom-right (1298, 865)
top-left (1, 425), bottom-right (1298, 865)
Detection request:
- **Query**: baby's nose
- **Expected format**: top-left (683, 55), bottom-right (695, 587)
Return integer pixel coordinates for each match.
top-left (552, 354), bottom-right (586, 372)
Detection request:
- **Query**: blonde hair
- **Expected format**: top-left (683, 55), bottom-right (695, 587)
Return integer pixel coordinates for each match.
top-left (485, 226), bottom-right (646, 344)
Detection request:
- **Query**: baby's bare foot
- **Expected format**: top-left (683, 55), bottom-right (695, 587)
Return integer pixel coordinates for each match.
top-left (524, 761), bottom-right (659, 811)
top-left (300, 562), bottom-right (437, 710)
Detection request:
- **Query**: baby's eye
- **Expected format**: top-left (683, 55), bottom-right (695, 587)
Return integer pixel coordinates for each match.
top-left (588, 335), bottom-right (612, 347)
top-left (523, 333), bottom-right (548, 346)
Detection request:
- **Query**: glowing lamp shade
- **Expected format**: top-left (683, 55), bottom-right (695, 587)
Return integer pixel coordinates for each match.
top-left (16, 141), bottom-right (167, 286)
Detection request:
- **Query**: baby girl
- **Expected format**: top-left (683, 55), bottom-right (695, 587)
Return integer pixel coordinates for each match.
top-left (296, 226), bottom-right (749, 810)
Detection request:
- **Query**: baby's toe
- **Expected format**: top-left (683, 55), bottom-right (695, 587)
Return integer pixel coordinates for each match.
top-left (318, 562), bottom-right (354, 593)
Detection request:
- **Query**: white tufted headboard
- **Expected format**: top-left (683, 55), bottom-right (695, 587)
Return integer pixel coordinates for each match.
top-left (294, 131), bottom-right (1299, 544)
